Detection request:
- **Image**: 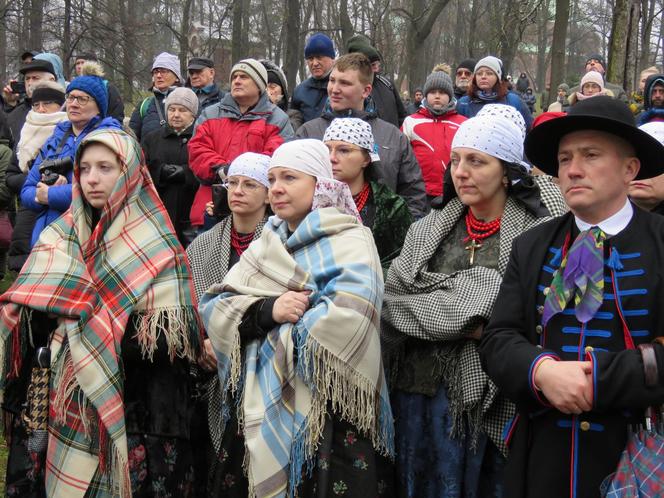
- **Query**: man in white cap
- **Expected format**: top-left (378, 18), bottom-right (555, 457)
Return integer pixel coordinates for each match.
top-left (188, 58), bottom-right (293, 232)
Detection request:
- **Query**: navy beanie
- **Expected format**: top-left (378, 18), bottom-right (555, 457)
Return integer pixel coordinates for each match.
top-left (66, 75), bottom-right (108, 118)
top-left (304, 33), bottom-right (335, 59)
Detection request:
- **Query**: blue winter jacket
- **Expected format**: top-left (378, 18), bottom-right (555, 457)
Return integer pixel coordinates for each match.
top-left (290, 74), bottom-right (330, 124)
top-left (20, 115), bottom-right (122, 247)
top-left (456, 91), bottom-right (533, 130)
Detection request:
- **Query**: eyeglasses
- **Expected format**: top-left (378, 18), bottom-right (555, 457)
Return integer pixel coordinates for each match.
top-left (456, 70), bottom-right (472, 77)
top-left (326, 144), bottom-right (365, 157)
top-left (65, 93), bottom-right (92, 106)
top-left (32, 101), bottom-right (60, 111)
top-left (222, 179), bottom-right (263, 192)
top-left (152, 68), bottom-right (172, 76)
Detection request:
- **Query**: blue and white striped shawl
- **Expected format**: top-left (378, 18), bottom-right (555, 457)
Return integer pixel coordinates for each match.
top-left (199, 207), bottom-right (394, 498)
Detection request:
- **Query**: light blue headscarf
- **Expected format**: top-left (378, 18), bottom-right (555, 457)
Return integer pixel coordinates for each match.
top-left (35, 53), bottom-right (66, 87)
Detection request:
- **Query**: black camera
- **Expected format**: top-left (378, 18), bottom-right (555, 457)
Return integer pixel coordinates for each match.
top-left (10, 80), bottom-right (26, 95)
top-left (39, 157), bottom-right (73, 186)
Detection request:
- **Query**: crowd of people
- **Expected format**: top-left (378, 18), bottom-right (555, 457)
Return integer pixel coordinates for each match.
top-left (0, 31), bottom-right (662, 498)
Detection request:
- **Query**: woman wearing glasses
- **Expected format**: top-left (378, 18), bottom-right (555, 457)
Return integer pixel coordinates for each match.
top-left (5, 81), bottom-right (68, 273)
top-left (185, 152), bottom-right (271, 496)
top-left (19, 61), bottom-right (122, 248)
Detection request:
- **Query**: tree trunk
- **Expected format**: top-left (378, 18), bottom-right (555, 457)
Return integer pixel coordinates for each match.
top-left (28, 0), bottom-right (44, 52)
top-left (231, 0), bottom-right (243, 63)
top-left (467, 0), bottom-right (482, 58)
top-left (623, 0), bottom-right (640, 95)
top-left (62, 0), bottom-right (71, 78)
top-left (179, 0), bottom-right (193, 77)
top-left (548, 0), bottom-right (569, 104)
top-left (639, 0), bottom-right (656, 68)
top-left (339, 0), bottom-right (354, 49)
top-left (535, 0), bottom-right (550, 92)
top-left (405, 0), bottom-right (452, 93)
top-left (452, 0), bottom-right (464, 63)
top-left (606, 0), bottom-right (630, 86)
top-left (283, 0), bottom-right (300, 95)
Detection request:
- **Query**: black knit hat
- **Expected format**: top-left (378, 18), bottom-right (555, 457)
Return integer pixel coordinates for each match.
top-left (525, 95), bottom-right (664, 179)
top-left (31, 82), bottom-right (66, 106)
top-left (585, 54), bottom-right (606, 70)
top-left (455, 59), bottom-right (476, 73)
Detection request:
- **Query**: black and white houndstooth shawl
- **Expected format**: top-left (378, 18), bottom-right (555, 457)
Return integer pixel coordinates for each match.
top-left (381, 175), bottom-right (566, 456)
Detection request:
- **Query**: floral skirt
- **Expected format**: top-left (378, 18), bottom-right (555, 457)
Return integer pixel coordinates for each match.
top-left (210, 409), bottom-right (395, 497)
top-left (392, 385), bottom-right (505, 498)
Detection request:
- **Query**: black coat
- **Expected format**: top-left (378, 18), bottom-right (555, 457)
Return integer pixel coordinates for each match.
top-left (5, 153), bottom-right (36, 271)
top-left (480, 208), bottom-right (664, 498)
top-left (129, 90), bottom-right (171, 142)
top-left (106, 82), bottom-right (125, 123)
top-left (141, 123), bottom-right (198, 246)
top-left (7, 101), bottom-right (30, 149)
top-left (371, 73), bottom-right (407, 127)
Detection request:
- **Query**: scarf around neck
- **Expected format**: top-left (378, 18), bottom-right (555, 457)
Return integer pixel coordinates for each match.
top-left (199, 207), bottom-right (393, 498)
top-left (0, 128), bottom-right (202, 497)
top-left (17, 110), bottom-right (68, 172)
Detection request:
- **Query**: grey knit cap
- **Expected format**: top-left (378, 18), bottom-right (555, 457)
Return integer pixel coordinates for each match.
top-left (152, 52), bottom-right (182, 83)
top-left (423, 71), bottom-right (454, 99)
top-left (230, 58), bottom-right (268, 93)
top-left (164, 87), bottom-right (199, 116)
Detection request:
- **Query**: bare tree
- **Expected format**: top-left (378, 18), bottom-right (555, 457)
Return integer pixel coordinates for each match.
top-left (548, 0), bottom-right (570, 104)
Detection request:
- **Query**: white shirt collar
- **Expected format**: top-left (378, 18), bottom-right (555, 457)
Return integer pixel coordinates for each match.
top-left (574, 199), bottom-right (633, 236)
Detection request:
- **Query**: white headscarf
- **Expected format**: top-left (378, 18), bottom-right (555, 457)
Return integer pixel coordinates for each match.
top-left (476, 103), bottom-right (527, 139)
top-left (268, 139), bottom-right (359, 219)
top-left (323, 118), bottom-right (381, 162)
top-left (227, 152), bottom-right (270, 188)
top-left (451, 114), bottom-right (531, 172)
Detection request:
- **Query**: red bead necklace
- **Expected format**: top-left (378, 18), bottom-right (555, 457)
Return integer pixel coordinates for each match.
top-left (464, 209), bottom-right (501, 243)
top-left (230, 226), bottom-right (255, 256)
top-left (353, 182), bottom-right (371, 212)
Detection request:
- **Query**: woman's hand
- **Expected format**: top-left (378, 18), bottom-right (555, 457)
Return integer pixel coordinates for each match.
top-left (35, 182), bottom-right (49, 204)
top-left (205, 201), bottom-right (214, 216)
top-left (272, 290), bottom-right (311, 324)
top-left (197, 338), bottom-right (217, 372)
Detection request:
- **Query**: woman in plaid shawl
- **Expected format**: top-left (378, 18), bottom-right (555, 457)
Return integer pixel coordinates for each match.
top-left (199, 139), bottom-right (395, 498)
top-left (381, 112), bottom-right (567, 498)
top-left (0, 128), bottom-right (202, 497)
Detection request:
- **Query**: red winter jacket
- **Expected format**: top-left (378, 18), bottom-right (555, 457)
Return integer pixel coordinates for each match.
top-left (188, 92), bottom-right (294, 226)
top-left (401, 107), bottom-right (466, 197)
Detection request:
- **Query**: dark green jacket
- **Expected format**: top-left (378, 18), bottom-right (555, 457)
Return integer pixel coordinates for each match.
top-left (369, 181), bottom-right (413, 273)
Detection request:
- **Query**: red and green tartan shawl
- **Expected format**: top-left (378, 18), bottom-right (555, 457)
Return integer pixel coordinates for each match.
top-left (0, 128), bottom-right (202, 497)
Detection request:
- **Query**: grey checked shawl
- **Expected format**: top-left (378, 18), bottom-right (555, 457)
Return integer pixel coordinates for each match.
top-left (381, 176), bottom-right (566, 456)
top-left (185, 214), bottom-right (267, 453)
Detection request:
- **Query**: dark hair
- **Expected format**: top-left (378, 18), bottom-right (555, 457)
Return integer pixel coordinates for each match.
top-left (467, 76), bottom-right (509, 99)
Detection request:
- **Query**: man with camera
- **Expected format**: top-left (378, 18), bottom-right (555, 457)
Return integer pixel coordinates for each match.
top-left (4, 58), bottom-right (58, 147)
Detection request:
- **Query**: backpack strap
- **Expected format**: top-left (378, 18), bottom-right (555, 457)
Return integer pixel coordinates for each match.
top-left (139, 97), bottom-right (154, 119)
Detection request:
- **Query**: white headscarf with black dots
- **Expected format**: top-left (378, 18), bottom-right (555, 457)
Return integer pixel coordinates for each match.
top-left (451, 114), bottom-right (531, 171)
top-left (476, 103), bottom-right (527, 139)
top-left (323, 118), bottom-right (381, 162)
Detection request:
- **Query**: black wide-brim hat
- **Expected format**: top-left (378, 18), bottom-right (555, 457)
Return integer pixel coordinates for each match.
top-left (524, 95), bottom-right (664, 180)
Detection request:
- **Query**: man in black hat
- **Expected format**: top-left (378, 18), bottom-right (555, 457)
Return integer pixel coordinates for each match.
top-left (453, 59), bottom-right (476, 100)
top-left (480, 96), bottom-right (664, 498)
top-left (71, 53), bottom-right (125, 122)
top-left (187, 57), bottom-right (223, 112)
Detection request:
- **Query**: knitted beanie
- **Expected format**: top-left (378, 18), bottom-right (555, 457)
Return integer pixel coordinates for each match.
top-left (455, 59), bottom-right (477, 73)
top-left (164, 87), bottom-right (199, 116)
top-left (66, 74), bottom-right (108, 117)
top-left (346, 34), bottom-right (381, 62)
top-left (423, 70), bottom-right (454, 99)
top-left (304, 33), bottom-right (336, 59)
top-left (557, 83), bottom-right (570, 93)
top-left (230, 58), bottom-right (268, 93)
top-left (580, 71), bottom-right (605, 92)
top-left (152, 52), bottom-right (182, 83)
top-left (585, 54), bottom-right (606, 70)
top-left (31, 81), bottom-right (66, 106)
top-left (474, 56), bottom-right (503, 80)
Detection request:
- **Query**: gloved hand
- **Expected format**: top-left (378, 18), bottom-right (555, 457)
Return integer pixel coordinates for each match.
top-left (161, 163), bottom-right (186, 183)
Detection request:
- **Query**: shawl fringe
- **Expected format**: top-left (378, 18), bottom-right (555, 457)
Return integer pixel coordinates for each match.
top-left (132, 306), bottom-right (202, 362)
